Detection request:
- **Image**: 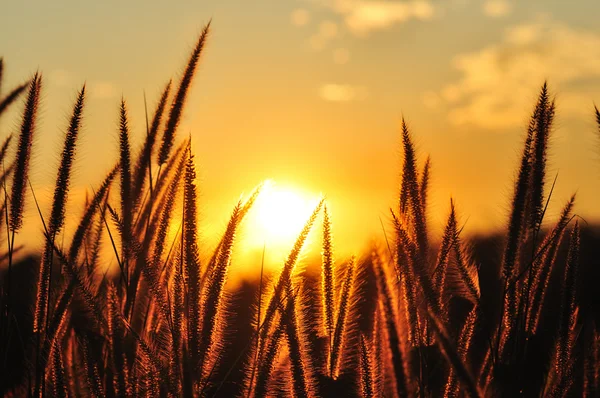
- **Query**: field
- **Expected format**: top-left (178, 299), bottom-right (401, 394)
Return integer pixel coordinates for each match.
top-left (1, 22), bottom-right (599, 397)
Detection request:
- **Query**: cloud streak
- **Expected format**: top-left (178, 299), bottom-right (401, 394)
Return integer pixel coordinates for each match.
top-left (432, 16), bottom-right (600, 129)
top-left (330, 0), bottom-right (435, 35)
top-left (320, 83), bottom-right (366, 101)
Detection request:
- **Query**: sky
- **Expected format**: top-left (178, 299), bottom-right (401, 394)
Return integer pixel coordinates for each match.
top-left (1, 0), bottom-right (600, 268)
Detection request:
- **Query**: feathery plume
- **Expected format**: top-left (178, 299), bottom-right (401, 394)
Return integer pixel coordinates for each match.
top-left (157, 22), bottom-right (210, 165)
top-left (330, 257), bottom-right (355, 379)
top-left (322, 203), bottom-right (335, 348)
top-left (0, 82), bottom-right (28, 117)
top-left (118, 99), bottom-right (132, 263)
top-left (132, 80), bottom-right (172, 203)
top-left (10, 73), bottom-right (41, 232)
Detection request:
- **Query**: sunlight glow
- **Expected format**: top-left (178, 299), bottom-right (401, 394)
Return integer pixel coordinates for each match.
top-left (245, 180), bottom-right (319, 252)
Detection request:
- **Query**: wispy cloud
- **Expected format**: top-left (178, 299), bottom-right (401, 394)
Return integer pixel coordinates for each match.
top-left (320, 83), bottom-right (366, 101)
top-left (482, 0), bottom-right (512, 18)
top-left (431, 16), bottom-right (600, 129)
top-left (325, 0), bottom-right (435, 35)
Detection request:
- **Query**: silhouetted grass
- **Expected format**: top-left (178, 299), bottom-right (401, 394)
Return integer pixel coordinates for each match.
top-left (0, 25), bottom-right (598, 398)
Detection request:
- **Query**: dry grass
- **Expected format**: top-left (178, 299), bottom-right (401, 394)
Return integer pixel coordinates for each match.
top-left (0, 25), bottom-right (597, 398)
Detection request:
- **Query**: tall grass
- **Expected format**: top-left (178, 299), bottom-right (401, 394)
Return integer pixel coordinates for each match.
top-left (0, 25), bottom-right (597, 398)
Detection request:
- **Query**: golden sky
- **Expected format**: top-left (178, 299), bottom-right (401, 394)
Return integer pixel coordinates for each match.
top-left (2, 0), bottom-right (600, 268)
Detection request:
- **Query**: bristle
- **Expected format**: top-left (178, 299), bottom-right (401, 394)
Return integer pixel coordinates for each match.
top-left (132, 80), bottom-right (172, 204)
top-left (10, 73), bottom-right (41, 232)
top-left (330, 257), bottom-right (355, 379)
top-left (373, 252), bottom-right (409, 397)
top-left (527, 195), bottom-right (575, 333)
top-left (499, 88), bottom-right (538, 360)
top-left (0, 135), bottom-right (12, 167)
top-left (254, 312), bottom-right (286, 398)
top-left (198, 202), bottom-right (243, 377)
top-left (427, 307), bottom-right (481, 398)
top-left (0, 82), bottom-right (28, 117)
top-left (157, 22), bottom-right (210, 165)
top-left (284, 284), bottom-right (311, 398)
top-left (444, 307), bottom-right (478, 397)
top-left (258, 199), bottom-right (324, 361)
top-left (419, 156), bottom-right (431, 211)
top-left (360, 334), bottom-right (374, 398)
top-left (118, 99), bottom-right (133, 264)
top-left (68, 166), bottom-right (117, 261)
top-left (399, 119), bottom-right (428, 256)
top-left (433, 200), bottom-right (458, 314)
top-left (529, 83), bottom-right (554, 231)
top-left (322, 203), bottom-right (335, 349)
top-left (52, 343), bottom-right (69, 398)
top-left (181, 146), bottom-right (203, 382)
top-left (555, 222), bottom-right (580, 372)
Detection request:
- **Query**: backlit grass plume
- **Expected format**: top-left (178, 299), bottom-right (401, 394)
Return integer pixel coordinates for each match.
top-left (157, 22), bottom-right (210, 165)
top-left (0, 27), bottom-right (598, 398)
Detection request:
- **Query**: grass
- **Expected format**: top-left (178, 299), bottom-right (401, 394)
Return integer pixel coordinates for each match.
top-left (0, 25), bottom-right (598, 397)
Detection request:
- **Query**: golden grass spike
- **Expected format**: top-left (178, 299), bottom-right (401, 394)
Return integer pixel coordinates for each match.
top-left (254, 313), bottom-right (286, 398)
top-left (0, 82), bottom-right (28, 117)
top-left (427, 307), bottom-right (481, 398)
top-left (118, 98), bottom-right (133, 265)
top-left (285, 283), bottom-right (311, 398)
top-left (330, 256), bottom-right (356, 379)
top-left (583, 322), bottom-right (600, 396)
top-left (182, 146), bottom-right (203, 380)
top-left (360, 334), bottom-right (374, 398)
top-left (498, 87), bottom-right (538, 360)
top-left (132, 80), bottom-right (172, 204)
top-left (419, 156), bottom-right (431, 213)
top-left (68, 166), bottom-right (117, 262)
top-left (433, 199), bottom-right (457, 314)
top-left (391, 210), bottom-right (420, 347)
top-left (0, 135), bottom-right (11, 168)
top-left (10, 73), bottom-right (41, 232)
top-left (529, 83), bottom-right (555, 232)
top-left (158, 22), bottom-right (210, 165)
top-left (35, 84), bottom-right (85, 336)
top-left (373, 252), bottom-right (409, 397)
top-left (444, 307), bottom-right (478, 397)
top-left (555, 222), bottom-right (580, 372)
top-left (49, 84), bottom-right (85, 236)
top-left (198, 202), bottom-right (243, 377)
top-left (258, 198), bottom-right (324, 361)
top-left (52, 342), bottom-right (68, 398)
top-left (399, 119), bottom-right (428, 256)
top-left (527, 194), bottom-right (575, 333)
top-left (322, 203), bottom-right (335, 349)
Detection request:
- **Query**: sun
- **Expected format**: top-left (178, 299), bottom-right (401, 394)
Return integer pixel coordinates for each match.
top-left (245, 180), bottom-right (319, 252)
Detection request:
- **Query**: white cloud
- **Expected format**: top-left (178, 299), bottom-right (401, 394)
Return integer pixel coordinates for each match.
top-left (339, 0), bottom-right (435, 35)
top-left (291, 8), bottom-right (311, 26)
top-left (434, 17), bottom-right (600, 129)
top-left (319, 83), bottom-right (366, 101)
top-left (312, 0), bottom-right (435, 36)
top-left (482, 0), bottom-right (512, 18)
top-left (333, 48), bottom-right (350, 64)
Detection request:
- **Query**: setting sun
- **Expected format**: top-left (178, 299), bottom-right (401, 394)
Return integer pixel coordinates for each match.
top-left (245, 180), bottom-right (320, 251)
